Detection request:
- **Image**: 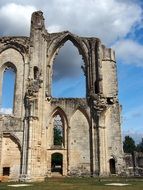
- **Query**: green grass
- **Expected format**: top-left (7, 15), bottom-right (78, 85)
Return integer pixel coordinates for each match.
top-left (0, 177), bottom-right (143, 190)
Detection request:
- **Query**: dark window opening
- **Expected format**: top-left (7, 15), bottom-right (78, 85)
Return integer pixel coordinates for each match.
top-left (3, 167), bottom-right (10, 176)
top-left (109, 158), bottom-right (116, 174)
top-left (94, 81), bottom-right (99, 94)
top-left (51, 153), bottom-right (63, 174)
top-left (107, 98), bottom-right (114, 105)
top-left (34, 66), bottom-right (39, 80)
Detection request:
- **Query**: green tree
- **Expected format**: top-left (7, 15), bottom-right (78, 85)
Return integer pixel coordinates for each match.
top-left (123, 135), bottom-right (136, 153)
top-left (54, 127), bottom-right (63, 145)
top-left (136, 138), bottom-right (143, 152)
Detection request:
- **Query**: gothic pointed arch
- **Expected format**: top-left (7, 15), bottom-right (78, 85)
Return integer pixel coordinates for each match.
top-left (49, 106), bottom-right (68, 126)
top-left (46, 32), bottom-right (89, 98)
top-left (47, 107), bottom-right (68, 148)
top-left (0, 46), bottom-right (26, 116)
top-left (3, 133), bottom-right (22, 151)
top-left (0, 37), bottom-right (29, 62)
top-left (0, 61), bottom-right (17, 73)
top-left (47, 32), bottom-right (88, 66)
top-left (47, 32), bottom-right (88, 98)
top-left (71, 107), bottom-right (90, 126)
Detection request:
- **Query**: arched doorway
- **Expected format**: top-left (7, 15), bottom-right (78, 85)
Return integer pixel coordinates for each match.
top-left (109, 158), bottom-right (116, 174)
top-left (51, 153), bottom-right (63, 175)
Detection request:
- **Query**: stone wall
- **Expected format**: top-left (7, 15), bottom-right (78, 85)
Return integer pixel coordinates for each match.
top-left (1, 135), bottom-right (21, 179)
top-left (125, 152), bottom-right (143, 176)
top-left (69, 109), bottom-right (90, 176)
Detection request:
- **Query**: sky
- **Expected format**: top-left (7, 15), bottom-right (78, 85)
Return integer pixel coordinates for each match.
top-left (0, 0), bottom-right (143, 143)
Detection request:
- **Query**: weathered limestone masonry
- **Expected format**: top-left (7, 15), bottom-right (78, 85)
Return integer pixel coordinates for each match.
top-left (125, 152), bottom-right (143, 176)
top-left (0, 11), bottom-right (125, 181)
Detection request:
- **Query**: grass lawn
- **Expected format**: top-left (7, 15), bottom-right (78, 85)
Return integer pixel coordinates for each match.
top-left (0, 177), bottom-right (143, 190)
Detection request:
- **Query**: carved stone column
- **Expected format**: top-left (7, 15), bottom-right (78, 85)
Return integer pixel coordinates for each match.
top-left (92, 120), bottom-right (99, 176)
top-left (20, 73), bottom-right (42, 181)
top-left (90, 93), bottom-right (108, 176)
top-left (20, 118), bottom-right (29, 179)
top-left (20, 96), bottom-right (31, 181)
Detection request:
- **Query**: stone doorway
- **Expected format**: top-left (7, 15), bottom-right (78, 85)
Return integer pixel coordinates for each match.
top-left (109, 158), bottom-right (116, 174)
top-left (51, 153), bottom-right (63, 176)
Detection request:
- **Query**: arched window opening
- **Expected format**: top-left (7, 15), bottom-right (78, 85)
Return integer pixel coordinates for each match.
top-left (51, 153), bottom-right (63, 175)
top-left (52, 41), bottom-right (86, 98)
top-left (109, 158), bottom-right (116, 174)
top-left (34, 66), bottom-right (39, 80)
top-left (0, 66), bottom-right (16, 114)
top-left (53, 114), bottom-right (64, 146)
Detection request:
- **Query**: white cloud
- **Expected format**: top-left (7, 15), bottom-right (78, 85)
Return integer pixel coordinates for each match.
top-left (0, 108), bottom-right (12, 114)
top-left (113, 40), bottom-right (143, 66)
top-left (0, 0), bottom-right (142, 45)
top-left (0, 3), bottom-right (37, 36)
top-left (42, 0), bottom-right (142, 45)
top-left (48, 25), bottom-right (62, 33)
top-left (53, 41), bottom-right (84, 81)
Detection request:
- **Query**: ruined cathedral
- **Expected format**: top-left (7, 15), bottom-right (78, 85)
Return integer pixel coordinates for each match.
top-left (0, 11), bottom-right (125, 181)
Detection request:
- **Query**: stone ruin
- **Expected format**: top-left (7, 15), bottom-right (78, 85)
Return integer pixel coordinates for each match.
top-left (0, 11), bottom-right (126, 181)
top-left (125, 152), bottom-right (143, 176)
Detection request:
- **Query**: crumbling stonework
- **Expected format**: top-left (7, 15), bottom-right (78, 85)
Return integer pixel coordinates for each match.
top-left (0, 11), bottom-right (125, 181)
top-left (125, 152), bottom-right (143, 176)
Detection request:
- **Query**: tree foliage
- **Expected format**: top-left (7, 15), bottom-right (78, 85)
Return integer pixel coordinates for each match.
top-left (136, 138), bottom-right (143, 152)
top-left (123, 135), bottom-right (136, 153)
top-left (54, 127), bottom-right (63, 145)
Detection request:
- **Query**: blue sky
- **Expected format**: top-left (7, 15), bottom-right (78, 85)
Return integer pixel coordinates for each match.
top-left (52, 41), bottom-right (86, 98)
top-left (2, 69), bottom-right (15, 108)
top-left (0, 0), bottom-right (143, 142)
top-left (1, 69), bottom-right (15, 114)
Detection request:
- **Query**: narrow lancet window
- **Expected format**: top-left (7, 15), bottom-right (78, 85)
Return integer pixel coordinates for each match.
top-left (0, 66), bottom-right (16, 114)
top-left (53, 114), bottom-right (64, 146)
